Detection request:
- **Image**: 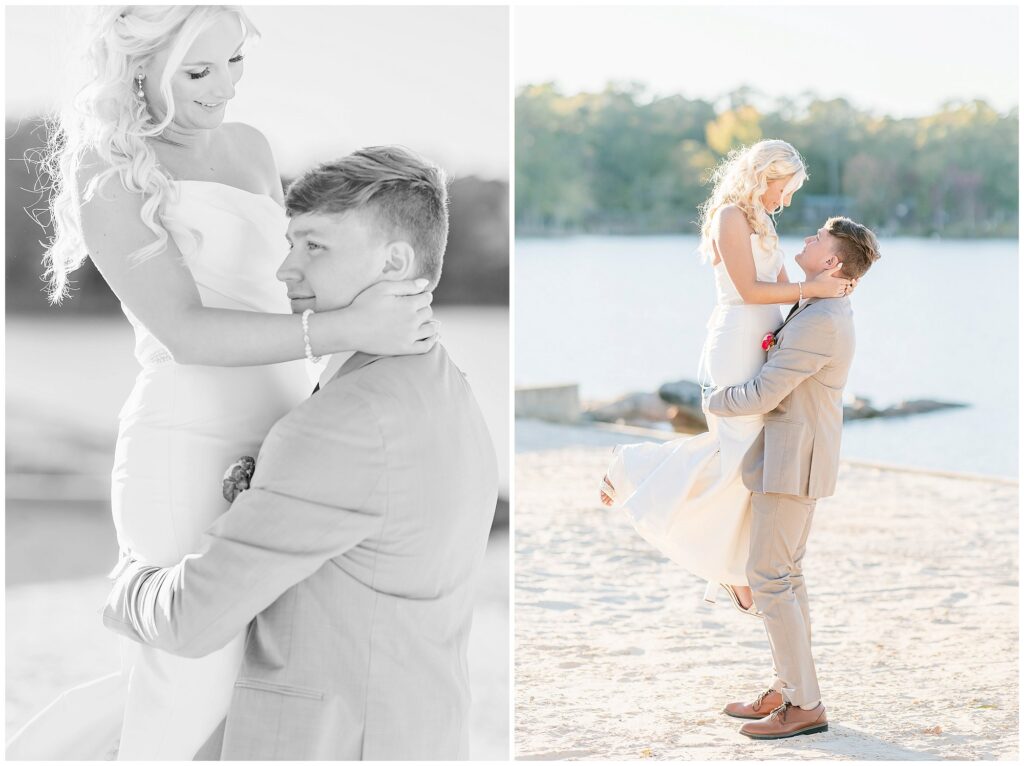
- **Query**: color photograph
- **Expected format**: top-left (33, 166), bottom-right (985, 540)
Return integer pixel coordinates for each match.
top-left (6, 5), bottom-right (509, 760)
top-left (514, 4), bottom-right (1018, 760)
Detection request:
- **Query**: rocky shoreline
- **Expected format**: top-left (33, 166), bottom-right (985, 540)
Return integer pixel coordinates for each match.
top-left (583, 379), bottom-right (968, 433)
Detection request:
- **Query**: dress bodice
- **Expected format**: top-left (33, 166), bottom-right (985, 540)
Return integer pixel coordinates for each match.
top-left (122, 181), bottom-right (292, 366)
top-left (711, 211), bottom-right (784, 307)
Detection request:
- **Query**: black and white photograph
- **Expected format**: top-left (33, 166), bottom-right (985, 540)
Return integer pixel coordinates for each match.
top-left (6, 4), bottom-right (509, 760)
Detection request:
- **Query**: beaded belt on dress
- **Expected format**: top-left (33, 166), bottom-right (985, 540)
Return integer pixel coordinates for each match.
top-left (141, 349), bottom-right (174, 368)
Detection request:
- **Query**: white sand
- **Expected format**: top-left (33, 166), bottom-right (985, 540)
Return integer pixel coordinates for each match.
top-left (514, 419), bottom-right (1018, 760)
top-left (6, 529), bottom-right (509, 760)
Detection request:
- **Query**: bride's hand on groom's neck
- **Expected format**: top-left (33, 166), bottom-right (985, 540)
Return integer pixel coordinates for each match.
top-left (807, 265), bottom-right (855, 299)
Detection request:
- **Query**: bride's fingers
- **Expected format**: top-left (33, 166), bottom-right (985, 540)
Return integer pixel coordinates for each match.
top-left (417, 319), bottom-right (441, 339)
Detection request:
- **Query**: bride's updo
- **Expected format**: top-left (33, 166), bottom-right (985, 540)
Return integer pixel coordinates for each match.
top-left (41, 5), bottom-right (257, 303)
top-left (697, 139), bottom-right (807, 262)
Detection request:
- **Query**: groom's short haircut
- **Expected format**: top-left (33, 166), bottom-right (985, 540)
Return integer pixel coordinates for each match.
top-left (285, 146), bottom-right (449, 289)
top-left (825, 216), bottom-right (880, 280)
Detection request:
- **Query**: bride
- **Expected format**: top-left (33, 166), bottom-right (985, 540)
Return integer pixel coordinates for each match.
top-left (7, 6), bottom-right (435, 760)
top-left (600, 140), bottom-right (853, 616)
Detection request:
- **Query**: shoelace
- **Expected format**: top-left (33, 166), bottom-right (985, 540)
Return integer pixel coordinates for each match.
top-left (767, 702), bottom-right (791, 722)
top-left (753, 688), bottom-right (776, 710)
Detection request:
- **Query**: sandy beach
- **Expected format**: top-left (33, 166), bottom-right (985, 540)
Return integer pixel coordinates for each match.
top-left (5, 503), bottom-right (509, 760)
top-left (514, 419), bottom-right (1018, 761)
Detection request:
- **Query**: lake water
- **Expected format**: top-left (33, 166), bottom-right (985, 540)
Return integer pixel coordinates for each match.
top-left (515, 235), bottom-right (1019, 479)
top-left (6, 307), bottom-right (510, 495)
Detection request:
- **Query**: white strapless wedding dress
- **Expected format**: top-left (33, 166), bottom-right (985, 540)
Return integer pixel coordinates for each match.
top-left (6, 181), bottom-right (310, 760)
top-left (606, 230), bottom-right (784, 585)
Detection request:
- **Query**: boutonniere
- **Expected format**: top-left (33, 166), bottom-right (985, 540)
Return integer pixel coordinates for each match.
top-left (761, 332), bottom-right (777, 351)
top-left (222, 456), bottom-right (256, 502)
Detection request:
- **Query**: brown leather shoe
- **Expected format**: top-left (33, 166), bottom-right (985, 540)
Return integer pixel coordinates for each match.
top-left (739, 701), bottom-right (828, 739)
top-left (723, 688), bottom-right (784, 719)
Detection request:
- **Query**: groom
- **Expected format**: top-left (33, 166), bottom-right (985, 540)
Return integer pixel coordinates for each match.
top-left (705, 216), bottom-right (880, 740)
top-left (103, 146), bottom-right (498, 760)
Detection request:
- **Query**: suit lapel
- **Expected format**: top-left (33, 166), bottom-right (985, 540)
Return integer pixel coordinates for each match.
top-left (776, 297), bottom-right (820, 337)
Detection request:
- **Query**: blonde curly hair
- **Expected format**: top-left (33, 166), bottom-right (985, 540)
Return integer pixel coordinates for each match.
top-left (40, 5), bottom-right (258, 303)
top-left (697, 139), bottom-right (807, 262)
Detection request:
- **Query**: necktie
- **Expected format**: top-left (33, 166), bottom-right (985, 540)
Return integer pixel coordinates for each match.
top-left (785, 300), bottom-right (801, 321)
top-left (311, 383), bottom-right (320, 395)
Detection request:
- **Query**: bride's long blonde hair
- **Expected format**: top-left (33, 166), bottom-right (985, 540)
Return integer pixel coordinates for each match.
top-left (697, 139), bottom-right (807, 261)
top-left (40, 5), bottom-right (258, 303)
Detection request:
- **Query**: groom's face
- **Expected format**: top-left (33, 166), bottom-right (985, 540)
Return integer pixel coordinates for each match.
top-left (278, 210), bottom-right (389, 313)
top-left (794, 227), bottom-right (841, 279)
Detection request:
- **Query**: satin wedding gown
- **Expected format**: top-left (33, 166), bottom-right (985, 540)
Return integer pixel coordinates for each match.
top-left (606, 224), bottom-right (784, 585)
top-left (7, 181), bottom-right (310, 760)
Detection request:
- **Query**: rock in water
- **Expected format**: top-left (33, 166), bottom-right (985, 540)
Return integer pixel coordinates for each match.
top-left (844, 397), bottom-right (967, 421)
top-left (659, 380), bottom-right (706, 431)
top-left (658, 380), bottom-right (704, 408)
top-left (668, 405), bottom-right (707, 432)
top-left (882, 399), bottom-right (968, 417)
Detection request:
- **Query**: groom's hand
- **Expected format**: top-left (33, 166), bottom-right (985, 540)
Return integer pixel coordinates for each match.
top-left (103, 555), bottom-right (165, 644)
top-left (701, 385), bottom-right (719, 415)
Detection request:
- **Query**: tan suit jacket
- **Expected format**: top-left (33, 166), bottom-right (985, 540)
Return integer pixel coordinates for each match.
top-left (706, 297), bottom-right (855, 498)
top-left (103, 345), bottom-right (498, 760)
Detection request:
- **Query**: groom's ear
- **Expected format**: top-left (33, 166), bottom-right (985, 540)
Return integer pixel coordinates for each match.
top-left (381, 240), bottom-right (416, 280)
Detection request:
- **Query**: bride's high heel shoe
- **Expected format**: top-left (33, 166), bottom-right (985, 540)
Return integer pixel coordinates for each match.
top-left (599, 475), bottom-right (616, 507)
top-left (704, 582), bottom-right (763, 619)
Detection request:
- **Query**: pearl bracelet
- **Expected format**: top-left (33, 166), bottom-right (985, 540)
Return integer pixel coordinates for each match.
top-left (301, 309), bottom-right (322, 363)
top-left (798, 281), bottom-right (804, 301)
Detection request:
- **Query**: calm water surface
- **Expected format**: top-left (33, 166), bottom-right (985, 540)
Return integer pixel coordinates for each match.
top-left (516, 235), bottom-right (1019, 478)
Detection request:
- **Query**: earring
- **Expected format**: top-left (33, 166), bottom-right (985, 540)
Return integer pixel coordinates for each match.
top-left (135, 73), bottom-right (145, 100)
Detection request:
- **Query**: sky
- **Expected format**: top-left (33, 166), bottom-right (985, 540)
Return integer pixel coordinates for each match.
top-left (5, 5), bottom-right (509, 180)
top-left (515, 4), bottom-right (1019, 118)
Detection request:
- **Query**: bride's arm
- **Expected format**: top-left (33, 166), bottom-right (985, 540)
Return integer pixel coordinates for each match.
top-left (81, 175), bottom-right (435, 367)
top-left (715, 207), bottom-right (847, 303)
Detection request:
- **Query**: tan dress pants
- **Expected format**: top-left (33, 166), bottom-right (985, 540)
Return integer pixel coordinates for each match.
top-left (747, 491), bottom-right (821, 708)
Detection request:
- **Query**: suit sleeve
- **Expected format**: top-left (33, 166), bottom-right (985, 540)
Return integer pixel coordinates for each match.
top-left (102, 390), bottom-right (386, 658)
top-left (706, 312), bottom-right (835, 417)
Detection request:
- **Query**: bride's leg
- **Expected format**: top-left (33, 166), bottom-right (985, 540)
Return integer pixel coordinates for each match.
top-left (5, 672), bottom-right (126, 760)
top-left (118, 637), bottom-right (244, 760)
top-left (112, 423), bottom-right (247, 760)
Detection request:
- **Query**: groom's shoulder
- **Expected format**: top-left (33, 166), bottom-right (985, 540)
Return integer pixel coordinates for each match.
top-left (784, 300), bottom-right (848, 344)
top-left (796, 299), bottom-right (854, 345)
top-left (802, 297), bottom-right (852, 324)
top-left (324, 344), bottom-right (457, 403)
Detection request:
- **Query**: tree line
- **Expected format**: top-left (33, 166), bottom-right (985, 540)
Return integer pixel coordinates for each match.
top-left (5, 117), bottom-right (509, 314)
top-left (516, 83), bottom-right (1018, 238)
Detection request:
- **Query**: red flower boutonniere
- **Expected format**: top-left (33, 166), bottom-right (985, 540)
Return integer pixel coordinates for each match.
top-left (761, 332), bottom-right (777, 351)
top-left (222, 455), bottom-right (256, 503)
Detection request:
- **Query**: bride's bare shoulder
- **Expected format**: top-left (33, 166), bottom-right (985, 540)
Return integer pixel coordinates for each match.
top-left (222, 121), bottom-right (270, 151)
top-left (76, 148), bottom-right (142, 208)
top-left (221, 122), bottom-right (280, 196)
top-left (716, 205), bottom-right (753, 235)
